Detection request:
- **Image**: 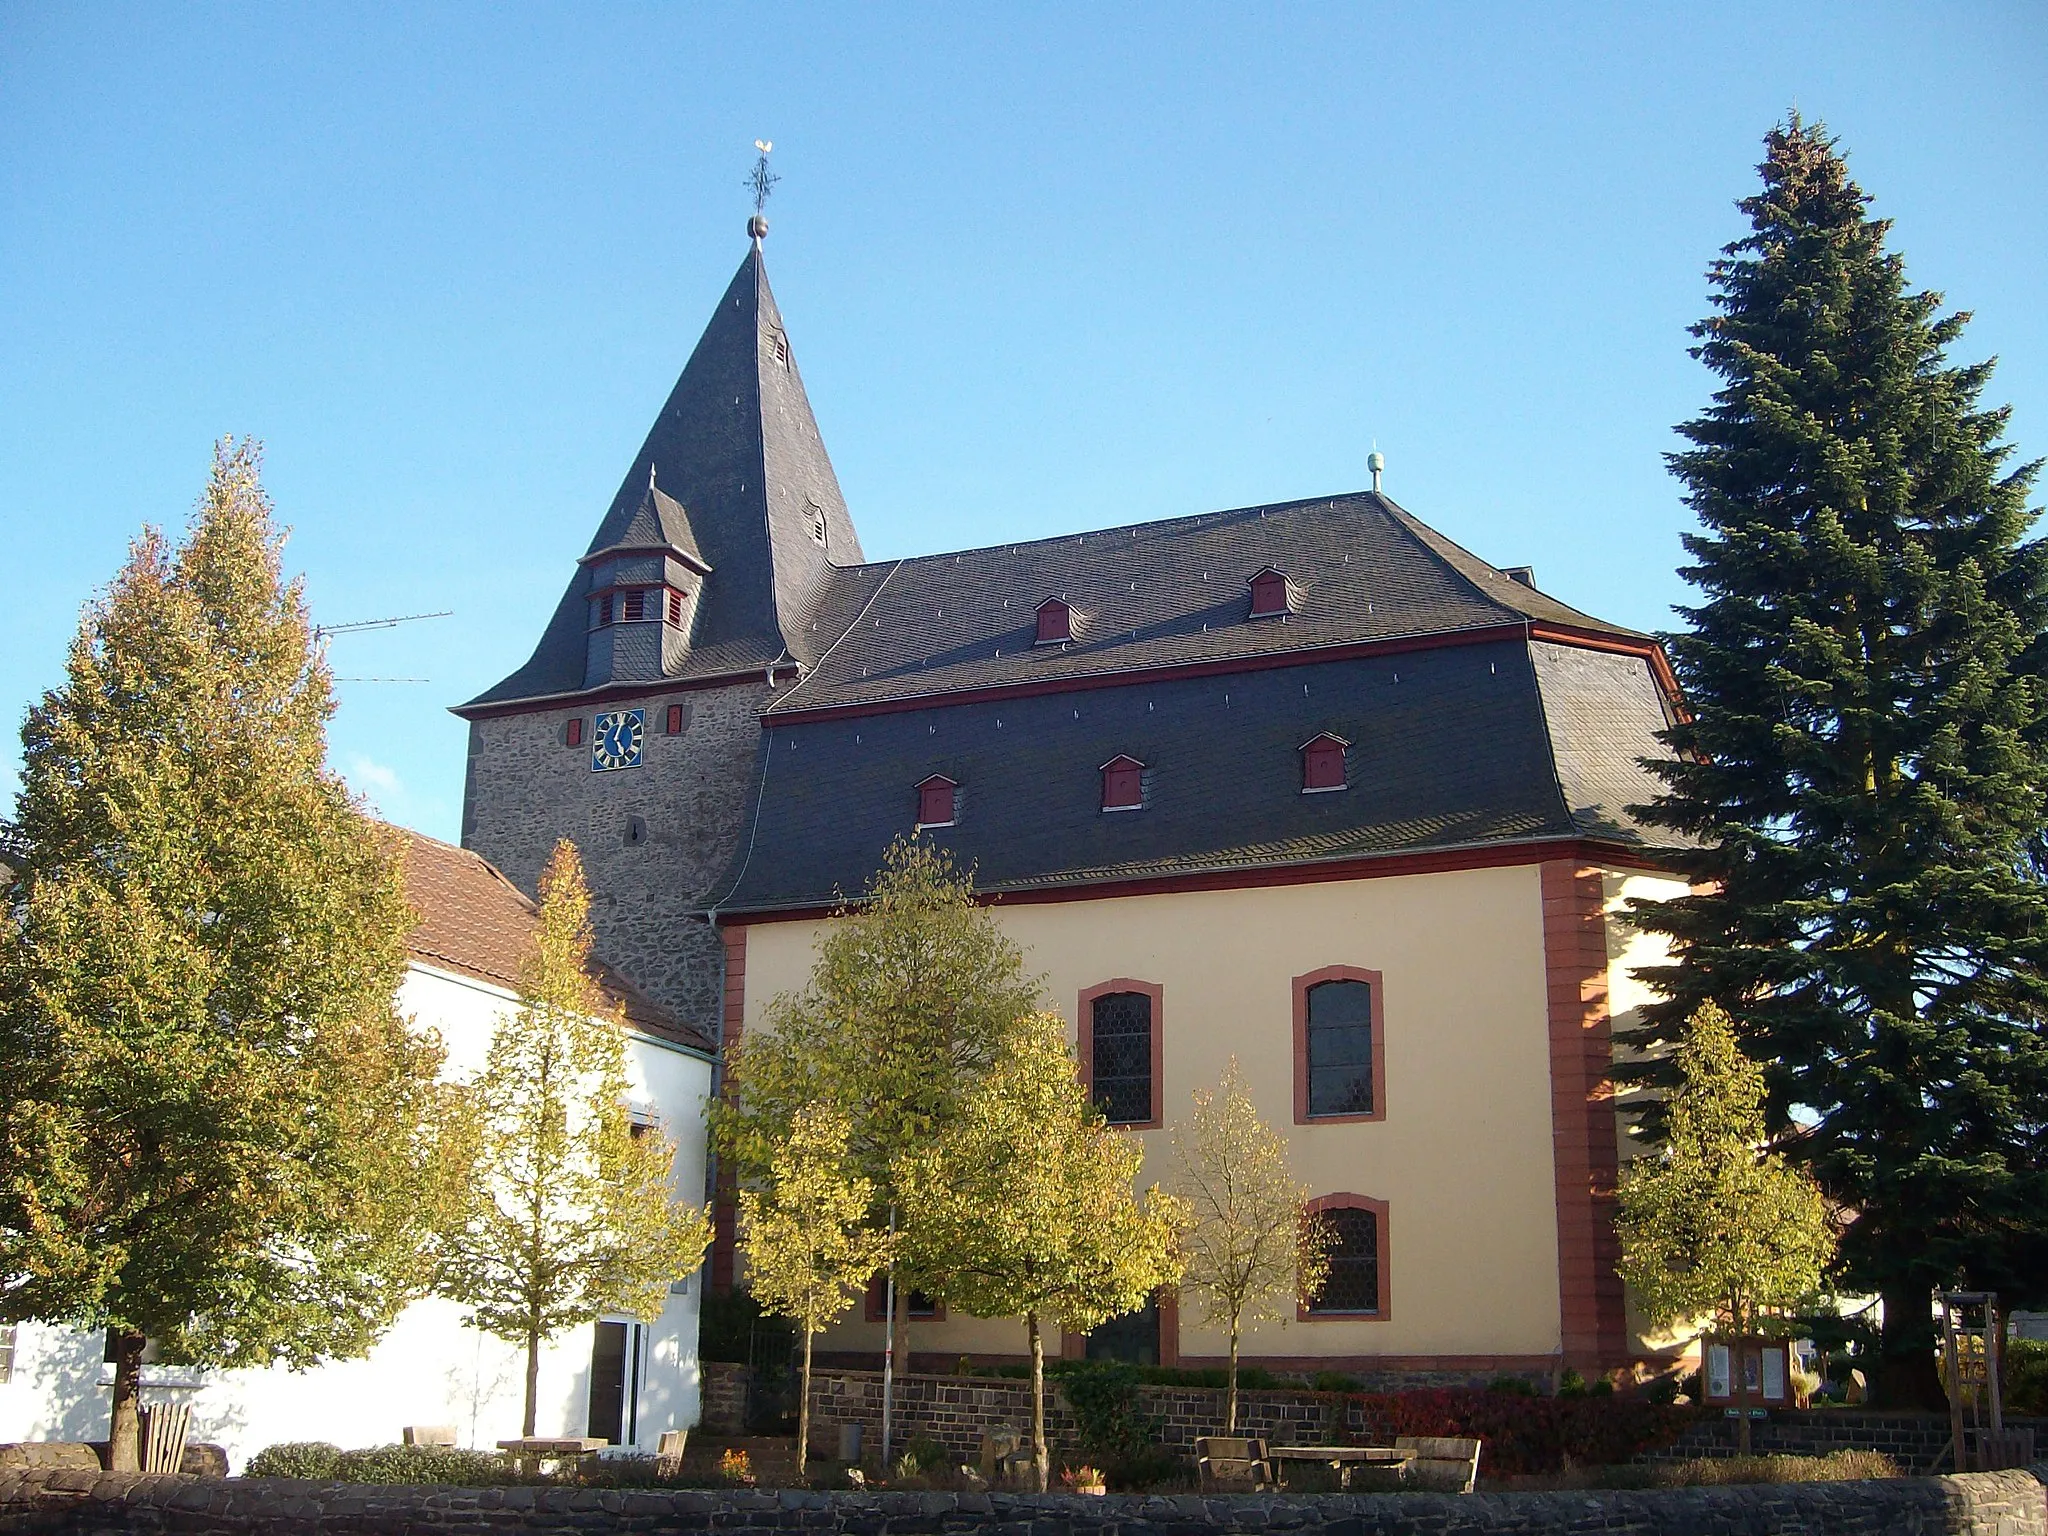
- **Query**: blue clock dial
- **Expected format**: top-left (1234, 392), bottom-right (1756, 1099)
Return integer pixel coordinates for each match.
top-left (591, 708), bottom-right (645, 772)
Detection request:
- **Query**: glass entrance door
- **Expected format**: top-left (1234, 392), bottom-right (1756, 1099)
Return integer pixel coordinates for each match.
top-left (587, 1321), bottom-right (644, 1445)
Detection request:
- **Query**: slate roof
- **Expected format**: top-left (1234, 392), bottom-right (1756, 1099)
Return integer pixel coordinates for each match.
top-left (768, 491), bottom-right (1646, 717)
top-left (461, 243), bottom-right (863, 711)
top-left (401, 830), bottom-right (713, 1053)
top-left (586, 479), bottom-right (708, 569)
top-left (715, 635), bottom-right (1685, 914)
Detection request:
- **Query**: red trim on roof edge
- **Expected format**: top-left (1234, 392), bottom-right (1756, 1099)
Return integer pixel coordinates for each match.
top-left (719, 836), bottom-right (1676, 924)
top-left (763, 624), bottom-right (1675, 727)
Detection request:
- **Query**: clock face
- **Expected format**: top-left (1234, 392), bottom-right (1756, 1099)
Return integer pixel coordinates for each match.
top-left (591, 709), bottom-right (645, 772)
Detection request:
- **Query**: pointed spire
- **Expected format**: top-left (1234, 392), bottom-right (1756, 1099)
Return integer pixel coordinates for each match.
top-left (461, 238), bottom-right (862, 711)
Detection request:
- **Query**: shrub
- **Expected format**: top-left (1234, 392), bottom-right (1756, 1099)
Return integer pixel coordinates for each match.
top-left (1651, 1450), bottom-right (1901, 1485)
top-left (244, 1442), bottom-right (343, 1480)
top-left (1312, 1371), bottom-right (1361, 1393)
top-left (330, 1445), bottom-right (516, 1486)
top-left (1349, 1388), bottom-right (1697, 1475)
top-left (1487, 1377), bottom-right (1539, 1397)
top-left (1060, 1361), bottom-right (1159, 1464)
top-left (2006, 1339), bottom-right (2048, 1416)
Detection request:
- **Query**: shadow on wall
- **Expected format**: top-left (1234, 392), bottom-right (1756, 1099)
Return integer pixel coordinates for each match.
top-left (20, 1326), bottom-right (250, 1460)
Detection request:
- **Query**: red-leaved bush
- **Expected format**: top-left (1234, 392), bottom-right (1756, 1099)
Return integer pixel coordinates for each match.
top-left (1348, 1390), bottom-right (1699, 1475)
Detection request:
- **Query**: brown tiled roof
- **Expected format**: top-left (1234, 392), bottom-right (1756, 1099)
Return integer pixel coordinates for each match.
top-left (398, 829), bottom-right (712, 1054)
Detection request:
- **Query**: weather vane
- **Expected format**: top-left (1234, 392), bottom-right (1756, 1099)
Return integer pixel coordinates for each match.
top-left (746, 140), bottom-right (778, 238)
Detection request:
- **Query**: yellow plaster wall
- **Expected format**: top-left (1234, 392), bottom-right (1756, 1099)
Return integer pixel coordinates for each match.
top-left (736, 860), bottom-right (1576, 1365)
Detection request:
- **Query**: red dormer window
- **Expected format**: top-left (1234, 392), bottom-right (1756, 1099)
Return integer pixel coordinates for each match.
top-left (1301, 733), bottom-right (1349, 793)
top-left (1035, 597), bottom-right (1073, 646)
top-left (1248, 568), bottom-right (1292, 619)
top-left (1100, 755), bottom-right (1145, 812)
top-left (916, 775), bottom-right (957, 828)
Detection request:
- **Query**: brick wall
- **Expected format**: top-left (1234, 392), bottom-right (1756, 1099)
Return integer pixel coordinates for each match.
top-left (5, 1466), bottom-right (2046, 1536)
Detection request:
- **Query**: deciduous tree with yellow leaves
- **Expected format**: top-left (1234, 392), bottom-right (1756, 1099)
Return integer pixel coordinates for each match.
top-left (897, 1014), bottom-right (1186, 1490)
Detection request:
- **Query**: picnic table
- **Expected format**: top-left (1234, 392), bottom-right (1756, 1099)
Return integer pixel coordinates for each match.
top-left (1267, 1444), bottom-right (1416, 1489)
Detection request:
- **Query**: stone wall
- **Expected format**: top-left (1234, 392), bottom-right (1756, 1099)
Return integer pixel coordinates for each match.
top-left (4, 1466), bottom-right (2046, 1536)
top-left (1649, 1410), bottom-right (2048, 1474)
top-left (700, 1362), bottom-right (753, 1437)
top-left (807, 1369), bottom-right (1359, 1459)
top-left (461, 680), bottom-right (772, 1034)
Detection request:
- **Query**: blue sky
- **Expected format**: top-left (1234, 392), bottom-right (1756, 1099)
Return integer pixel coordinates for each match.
top-left (3, 4), bottom-right (2044, 842)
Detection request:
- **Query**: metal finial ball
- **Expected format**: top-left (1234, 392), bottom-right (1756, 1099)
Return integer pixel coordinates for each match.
top-left (1368, 450), bottom-right (1386, 473)
top-left (748, 214), bottom-right (769, 240)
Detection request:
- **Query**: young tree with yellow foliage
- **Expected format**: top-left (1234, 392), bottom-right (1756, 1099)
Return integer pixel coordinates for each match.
top-left (437, 840), bottom-right (712, 1437)
top-left (1171, 1061), bottom-right (1331, 1431)
top-left (739, 1106), bottom-right (896, 1479)
top-left (897, 1014), bottom-right (1186, 1491)
top-left (1618, 1002), bottom-right (1836, 1431)
top-left (0, 441), bottom-right (466, 1469)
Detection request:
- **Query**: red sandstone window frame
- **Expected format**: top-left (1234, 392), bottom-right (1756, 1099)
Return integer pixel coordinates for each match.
top-left (1100, 755), bottom-right (1145, 812)
top-left (1298, 1193), bottom-right (1391, 1321)
top-left (1076, 978), bottom-right (1164, 1130)
top-left (1035, 597), bottom-right (1073, 646)
top-left (665, 704), bottom-right (685, 735)
top-left (1301, 733), bottom-right (1349, 793)
top-left (564, 717), bottom-right (584, 748)
top-left (916, 774), bottom-right (958, 829)
top-left (1292, 965), bottom-right (1386, 1125)
top-left (864, 1275), bottom-right (944, 1323)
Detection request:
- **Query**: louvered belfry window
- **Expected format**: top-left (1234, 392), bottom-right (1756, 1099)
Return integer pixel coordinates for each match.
top-left (1305, 979), bottom-right (1374, 1116)
top-left (667, 589), bottom-right (684, 625)
top-left (621, 589), bottom-right (647, 623)
top-left (1089, 991), bottom-right (1153, 1125)
top-left (1307, 1207), bottom-right (1381, 1314)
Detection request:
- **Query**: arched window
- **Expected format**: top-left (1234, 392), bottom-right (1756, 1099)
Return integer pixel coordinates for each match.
top-left (1100, 755), bottom-right (1145, 812)
top-left (1294, 966), bottom-right (1384, 1123)
top-left (1079, 980), bottom-right (1162, 1127)
top-left (916, 775), bottom-right (957, 828)
top-left (1300, 1195), bottom-right (1389, 1317)
top-left (1248, 567), bottom-right (1292, 619)
top-left (1301, 733), bottom-right (1349, 793)
top-left (1035, 597), bottom-right (1073, 645)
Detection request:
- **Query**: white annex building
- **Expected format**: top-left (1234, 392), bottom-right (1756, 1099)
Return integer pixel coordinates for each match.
top-left (0, 833), bottom-right (716, 1471)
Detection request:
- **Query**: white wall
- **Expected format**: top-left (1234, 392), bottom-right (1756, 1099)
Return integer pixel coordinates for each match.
top-left (0, 962), bottom-right (714, 1471)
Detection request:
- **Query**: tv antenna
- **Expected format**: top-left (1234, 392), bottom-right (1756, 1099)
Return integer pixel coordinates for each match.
top-left (314, 608), bottom-right (451, 684)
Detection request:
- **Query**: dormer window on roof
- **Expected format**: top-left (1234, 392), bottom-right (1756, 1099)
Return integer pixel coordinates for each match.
top-left (1301, 733), bottom-right (1349, 793)
top-left (1100, 755), bottom-right (1145, 812)
top-left (1248, 568), bottom-right (1293, 619)
top-left (591, 584), bottom-right (688, 631)
top-left (1035, 597), bottom-right (1073, 646)
top-left (916, 775), bottom-right (957, 829)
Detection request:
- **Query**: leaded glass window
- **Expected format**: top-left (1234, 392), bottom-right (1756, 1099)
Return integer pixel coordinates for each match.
top-left (1305, 978), bottom-right (1374, 1117)
top-left (1308, 1207), bottom-right (1380, 1314)
top-left (1090, 990), bottom-right (1152, 1124)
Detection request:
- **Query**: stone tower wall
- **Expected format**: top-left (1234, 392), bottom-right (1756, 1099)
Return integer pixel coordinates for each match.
top-left (459, 680), bottom-right (773, 1036)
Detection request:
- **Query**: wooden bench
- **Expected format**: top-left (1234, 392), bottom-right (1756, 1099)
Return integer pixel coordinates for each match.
top-left (1394, 1435), bottom-right (1482, 1493)
top-left (1194, 1436), bottom-right (1272, 1492)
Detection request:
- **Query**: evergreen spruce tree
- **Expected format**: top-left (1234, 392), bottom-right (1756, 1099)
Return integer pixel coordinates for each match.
top-left (1632, 117), bottom-right (2048, 1407)
top-left (0, 440), bottom-right (467, 1466)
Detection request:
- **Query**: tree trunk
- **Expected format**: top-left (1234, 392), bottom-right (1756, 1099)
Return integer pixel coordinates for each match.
top-left (1027, 1311), bottom-right (1048, 1493)
top-left (1226, 1320), bottom-right (1240, 1433)
top-left (1877, 1287), bottom-right (1947, 1410)
top-left (106, 1331), bottom-right (146, 1472)
top-left (522, 1321), bottom-right (542, 1437)
top-left (796, 1328), bottom-right (814, 1482)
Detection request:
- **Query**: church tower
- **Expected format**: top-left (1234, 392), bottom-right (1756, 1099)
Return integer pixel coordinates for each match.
top-left (454, 229), bottom-right (861, 1032)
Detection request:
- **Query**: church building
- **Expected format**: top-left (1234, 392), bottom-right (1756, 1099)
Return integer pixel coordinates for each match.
top-left (457, 224), bottom-right (1690, 1385)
